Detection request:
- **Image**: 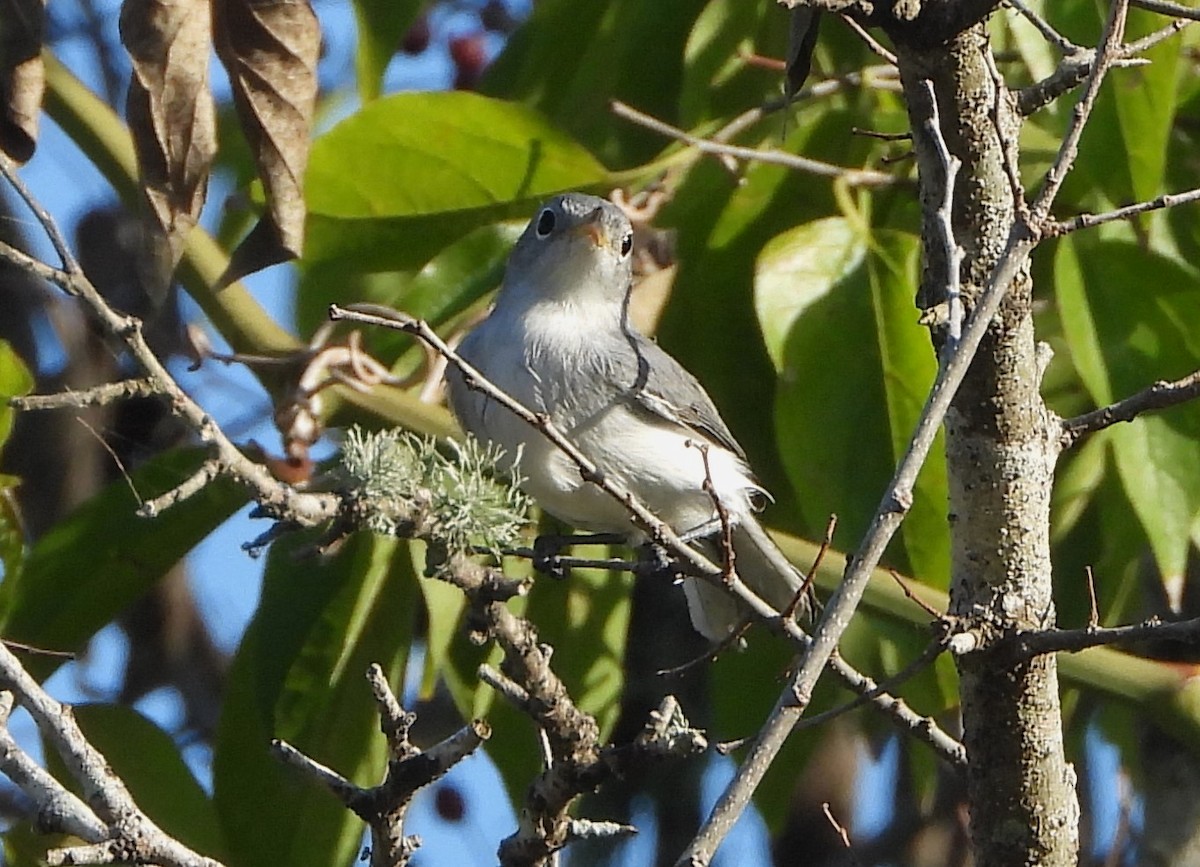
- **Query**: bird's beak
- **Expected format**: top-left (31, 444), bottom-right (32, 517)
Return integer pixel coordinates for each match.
top-left (570, 209), bottom-right (608, 248)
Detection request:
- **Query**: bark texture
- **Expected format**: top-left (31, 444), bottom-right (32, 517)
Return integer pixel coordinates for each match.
top-left (892, 22), bottom-right (1080, 867)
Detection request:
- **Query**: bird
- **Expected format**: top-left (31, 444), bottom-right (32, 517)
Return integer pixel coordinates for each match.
top-left (446, 192), bottom-right (806, 641)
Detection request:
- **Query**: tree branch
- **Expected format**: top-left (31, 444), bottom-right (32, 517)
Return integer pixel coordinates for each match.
top-left (1044, 186), bottom-right (1200, 237)
top-left (609, 100), bottom-right (896, 187)
top-left (1132, 0), bottom-right (1200, 21)
top-left (994, 615), bottom-right (1200, 663)
top-left (273, 664), bottom-right (490, 867)
top-left (1059, 369), bottom-right (1200, 449)
top-left (0, 154), bottom-right (340, 530)
top-left (329, 304), bottom-right (967, 776)
top-left (0, 644), bottom-right (224, 867)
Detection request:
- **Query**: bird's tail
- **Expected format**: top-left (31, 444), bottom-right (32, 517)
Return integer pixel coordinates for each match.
top-left (683, 517), bottom-right (810, 642)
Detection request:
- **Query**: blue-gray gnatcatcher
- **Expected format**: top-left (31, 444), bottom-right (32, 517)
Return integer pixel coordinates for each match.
top-left (447, 193), bottom-right (806, 640)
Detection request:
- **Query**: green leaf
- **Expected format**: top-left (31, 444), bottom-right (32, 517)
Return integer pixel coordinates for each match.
top-left (351, 0), bottom-right (422, 102)
top-left (0, 340), bottom-right (33, 447)
top-left (0, 448), bottom-right (247, 678)
top-left (1053, 237), bottom-right (1112, 405)
top-left (867, 231), bottom-right (949, 586)
top-left (304, 91), bottom-right (608, 272)
top-left (1055, 237), bottom-right (1200, 585)
top-left (679, 0), bottom-right (786, 127)
top-left (71, 705), bottom-right (224, 858)
top-left (757, 220), bottom-right (942, 580)
top-left (753, 217), bottom-right (866, 372)
top-left (1111, 7), bottom-right (1181, 202)
top-left (214, 531), bottom-right (420, 867)
top-left (296, 220), bottom-right (523, 355)
top-left (482, 0), bottom-right (709, 165)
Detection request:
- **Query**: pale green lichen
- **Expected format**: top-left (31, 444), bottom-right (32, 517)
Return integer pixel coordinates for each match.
top-left (337, 426), bottom-right (531, 556)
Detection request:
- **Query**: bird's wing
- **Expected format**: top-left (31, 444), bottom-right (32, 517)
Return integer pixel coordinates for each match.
top-left (616, 331), bottom-right (748, 461)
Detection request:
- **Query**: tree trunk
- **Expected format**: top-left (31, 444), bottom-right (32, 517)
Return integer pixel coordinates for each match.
top-left (892, 21), bottom-right (1080, 866)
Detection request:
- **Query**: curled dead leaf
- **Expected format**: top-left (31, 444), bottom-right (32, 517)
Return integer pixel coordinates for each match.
top-left (213, 0), bottom-right (319, 286)
top-left (0, 0), bottom-right (46, 163)
top-left (119, 0), bottom-right (217, 300)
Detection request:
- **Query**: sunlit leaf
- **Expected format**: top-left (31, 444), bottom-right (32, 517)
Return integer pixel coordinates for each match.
top-left (0, 339), bottom-right (33, 446)
top-left (304, 91), bottom-right (607, 272)
top-left (754, 217), bottom-right (865, 372)
top-left (757, 220), bottom-right (941, 580)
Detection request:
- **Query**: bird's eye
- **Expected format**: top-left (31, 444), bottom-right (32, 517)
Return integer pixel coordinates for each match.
top-left (535, 208), bottom-right (556, 238)
top-left (620, 232), bottom-right (633, 258)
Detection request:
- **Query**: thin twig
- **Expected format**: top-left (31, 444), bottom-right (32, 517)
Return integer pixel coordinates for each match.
top-left (822, 802), bottom-right (861, 865)
top-left (839, 13), bottom-right (897, 64)
top-left (825, 651), bottom-right (967, 768)
top-left (1030, 0), bottom-right (1131, 222)
top-left (1086, 566), bottom-right (1100, 630)
top-left (797, 640), bottom-right (947, 734)
top-left (0, 644), bottom-right (225, 867)
top-left (997, 614), bottom-right (1200, 661)
top-left (1005, 0), bottom-right (1080, 53)
top-left (784, 514), bottom-right (835, 620)
top-left (1132, 0), bottom-right (1200, 21)
top-left (689, 440), bottom-right (737, 579)
top-left (137, 459), bottom-right (222, 518)
top-left (0, 157), bottom-right (340, 531)
top-left (921, 79), bottom-right (964, 348)
top-left (273, 665), bottom-right (489, 867)
top-left (609, 101), bottom-right (895, 187)
top-left (74, 416), bottom-right (142, 507)
top-left (0, 640), bottom-right (75, 659)
top-left (889, 569), bottom-right (943, 619)
top-left (1059, 369), bottom-right (1200, 448)
top-left (1044, 186), bottom-right (1200, 237)
top-left (10, 378), bottom-right (161, 410)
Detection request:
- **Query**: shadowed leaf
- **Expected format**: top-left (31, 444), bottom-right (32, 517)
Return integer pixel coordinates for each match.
top-left (0, 447), bottom-right (247, 680)
top-left (120, 0), bottom-right (217, 298)
top-left (214, 0), bottom-right (319, 284)
top-left (214, 530), bottom-right (419, 867)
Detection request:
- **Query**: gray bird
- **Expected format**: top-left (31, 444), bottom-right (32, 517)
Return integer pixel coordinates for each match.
top-left (447, 193), bottom-right (806, 640)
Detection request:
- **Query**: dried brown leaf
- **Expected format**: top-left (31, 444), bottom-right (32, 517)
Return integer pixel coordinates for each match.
top-left (0, 0), bottom-right (46, 163)
top-left (119, 0), bottom-right (217, 297)
top-left (214, 0), bottom-right (319, 286)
